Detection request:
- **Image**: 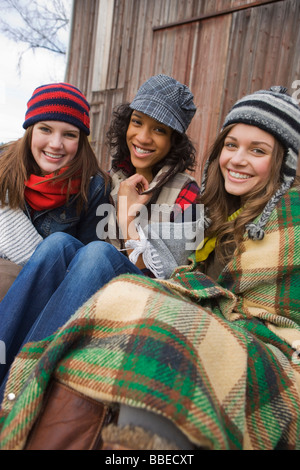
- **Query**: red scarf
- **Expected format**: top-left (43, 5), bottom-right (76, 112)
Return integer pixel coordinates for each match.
top-left (24, 169), bottom-right (81, 211)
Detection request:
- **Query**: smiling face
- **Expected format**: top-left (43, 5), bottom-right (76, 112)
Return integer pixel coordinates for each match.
top-left (126, 111), bottom-right (172, 182)
top-left (31, 121), bottom-right (80, 175)
top-left (219, 124), bottom-right (274, 200)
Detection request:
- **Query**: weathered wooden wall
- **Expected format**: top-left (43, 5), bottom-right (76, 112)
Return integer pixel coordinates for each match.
top-left (65, 0), bottom-right (300, 182)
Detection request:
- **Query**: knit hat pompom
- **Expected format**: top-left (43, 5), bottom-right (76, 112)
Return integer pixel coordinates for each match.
top-left (202, 86), bottom-right (300, 240)
top-left (23, 83), bottom-right (90, 135)
top-left (246, 223), bottom-right (265, 241)
top-left (130, 74), bottom-right (196, 134)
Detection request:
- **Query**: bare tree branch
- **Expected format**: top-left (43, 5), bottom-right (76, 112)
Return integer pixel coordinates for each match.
top-left (0, 0), bottom-right (71, 55)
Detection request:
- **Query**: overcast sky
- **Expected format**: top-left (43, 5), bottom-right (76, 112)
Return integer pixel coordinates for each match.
top-left (0, 2), bottom-right (71, 144)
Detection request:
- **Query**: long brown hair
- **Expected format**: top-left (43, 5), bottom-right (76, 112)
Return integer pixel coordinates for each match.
top-left (200, 124), bottom-right (284, 262)
top-left (0, 126), bottom-right (110, 212)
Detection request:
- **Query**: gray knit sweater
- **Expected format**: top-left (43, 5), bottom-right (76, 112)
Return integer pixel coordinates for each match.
top-left (0, 206), bottom-right (43, 266)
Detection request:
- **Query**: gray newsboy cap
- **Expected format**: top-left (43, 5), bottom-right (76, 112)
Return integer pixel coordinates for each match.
top-left (130, 74), bottom-right (196, 133)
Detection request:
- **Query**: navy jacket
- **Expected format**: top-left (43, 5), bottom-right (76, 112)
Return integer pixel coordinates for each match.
top-left (24, 173), bottom-right (111, 245)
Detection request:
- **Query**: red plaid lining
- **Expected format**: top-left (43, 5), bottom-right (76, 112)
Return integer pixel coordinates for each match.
top-left (175, 181), bottom-right (200, 210)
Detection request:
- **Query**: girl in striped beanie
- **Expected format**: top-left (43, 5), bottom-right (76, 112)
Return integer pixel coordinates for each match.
top-left (0, 82), bottom-right (110, 294)
top-left (197, 86), bottom-right (300, 270)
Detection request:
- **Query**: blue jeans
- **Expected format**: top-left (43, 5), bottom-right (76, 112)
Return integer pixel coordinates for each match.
top-left (0, 232), bottom-right (143, 396)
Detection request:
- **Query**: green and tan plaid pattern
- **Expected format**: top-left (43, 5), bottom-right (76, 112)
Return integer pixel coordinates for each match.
top-left (0, 187), bottom-right (300, 450)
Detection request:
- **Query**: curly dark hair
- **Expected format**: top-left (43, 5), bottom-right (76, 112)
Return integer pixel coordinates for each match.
top-left (106, 103), bottom-right (197, 182)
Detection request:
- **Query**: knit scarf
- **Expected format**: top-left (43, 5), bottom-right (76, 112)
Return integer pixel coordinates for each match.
top-left (195, 207), bottom-right (243, 262)
top-left (24, 169), bottom-right (81, 211)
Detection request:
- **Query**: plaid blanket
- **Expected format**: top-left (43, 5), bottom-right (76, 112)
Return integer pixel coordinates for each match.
top-left (0, 187), bottom-right (300, 450)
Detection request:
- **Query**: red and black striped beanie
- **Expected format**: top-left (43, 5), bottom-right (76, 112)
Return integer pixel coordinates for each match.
top-left (23, 82), bottom-right (90, 135)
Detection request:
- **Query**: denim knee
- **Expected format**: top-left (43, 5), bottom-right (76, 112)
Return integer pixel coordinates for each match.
top-left (29, 233), bottom-right (82, 268)
top-left (77, 241), bottom-right (119, 266)
top-left (36, 232), bottom-right (80, 254)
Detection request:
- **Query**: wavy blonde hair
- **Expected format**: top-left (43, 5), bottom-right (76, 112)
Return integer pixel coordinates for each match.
top-left (200, 124), bottom-right (284, 263)
top-left (0, 126), bottom-right (110, 212)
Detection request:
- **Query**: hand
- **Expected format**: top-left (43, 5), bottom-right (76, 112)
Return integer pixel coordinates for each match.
top-left (117, 174), bottom-right (152, 241)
